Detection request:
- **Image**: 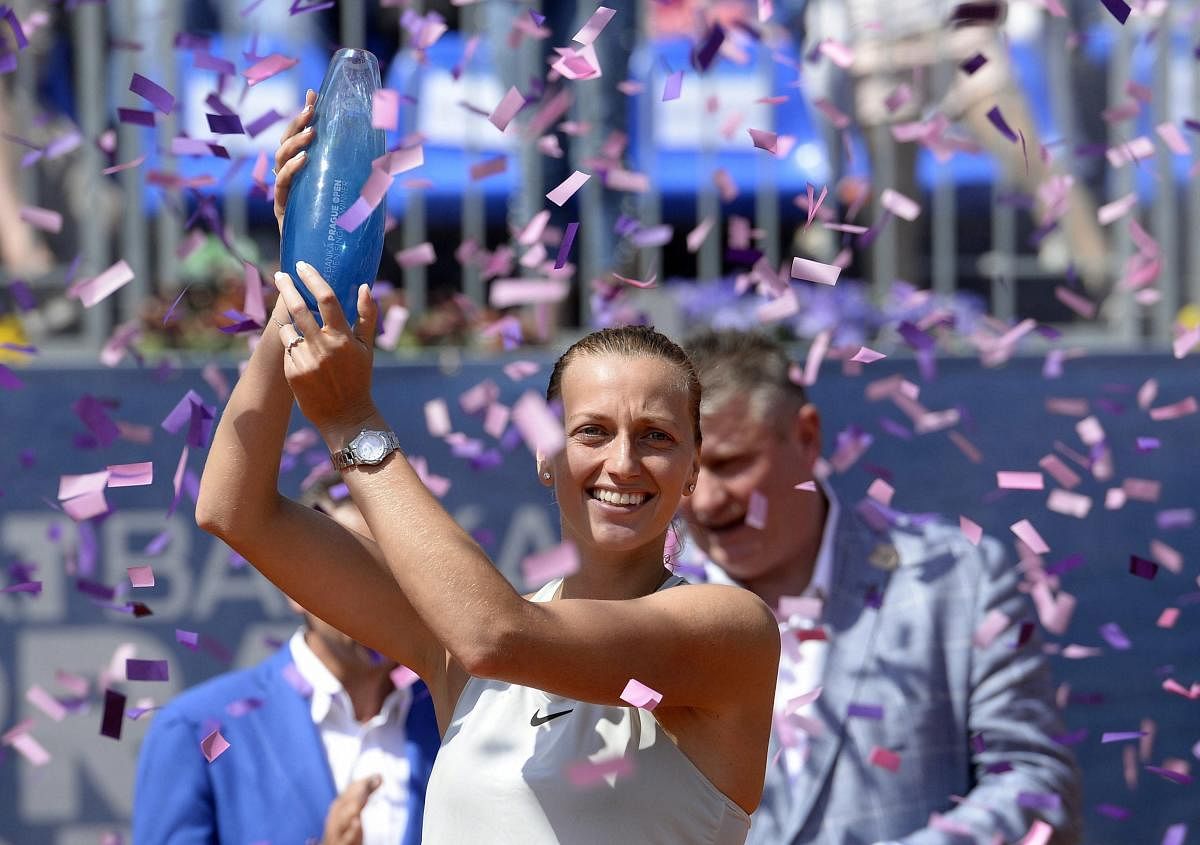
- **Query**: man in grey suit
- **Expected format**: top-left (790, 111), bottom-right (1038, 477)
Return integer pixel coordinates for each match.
top-left (679, 330), bottom-right (1082, 845)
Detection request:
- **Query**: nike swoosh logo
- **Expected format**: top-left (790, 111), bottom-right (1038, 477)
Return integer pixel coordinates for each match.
top-left (530, 708), bottom-right (574, 727)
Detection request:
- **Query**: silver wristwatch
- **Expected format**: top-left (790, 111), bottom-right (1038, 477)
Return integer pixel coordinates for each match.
top-left (330, 429), bottom-right (401, 470)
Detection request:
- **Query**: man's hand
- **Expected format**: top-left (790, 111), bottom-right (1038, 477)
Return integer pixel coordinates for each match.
top-left (322, 774), bottom-right (382, 845)
top-left (274, 88), bottom-right (317, 235)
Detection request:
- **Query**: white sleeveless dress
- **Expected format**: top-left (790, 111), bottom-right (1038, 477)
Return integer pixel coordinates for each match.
top-left (422, 574), bottom-right (752, 844)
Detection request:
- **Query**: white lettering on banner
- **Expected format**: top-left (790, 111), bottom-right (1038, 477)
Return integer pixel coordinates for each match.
top-left (192, 539), bottom-right (288, 620)
top-left (494, 505), bottom-right (559, 584)
top-left (1, 514), bottom-right (73, 622)
top-left (17, 628), bottom-right (175, 822)
top-left (102, 511), bottom-right (195, 622)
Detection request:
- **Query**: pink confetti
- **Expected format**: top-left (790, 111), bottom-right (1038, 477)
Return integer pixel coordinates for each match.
top-left (997, 471), bottom-right (1044, 491)
top-left (812, 97), bottom-right (850, 129)
top-left (25, 685), bottom-right (68, 722)
top-left (610, 271), bottom-right (657, 289)
top-left (566, 754), bottom-right (634, 787)
top-left (620, 678), bottom-right (662, 711)
top-left (867, 478), bottom-right (894, 506)
top-left (19, 206), bottom-right (62, 233)
top-left (1010, 519), bottom-right (1050, 554)
top-left (686, 218), bottom-right (714, 253)
top-left (68, 260), bottom-right (135, 308)
top-left (395, 242), bottom-right (436, 269)
top-left (378, 145), bottom-right (424, 176)
top-left (959, 515), bottom-right (983, 545)
top-left (1018, 820), bottom-right (1055, 845)
top-left (880, 188), bottom-right (921, 221)
top-left (790, 256), bottom-right (841, 286)
top-left (489, 278), bottom-right (569, 308)
top-left (127, 565), bottom-right (155, 588)
top-left (8, 732), bottom-right (50, 766)
top-left (423, 398), bottom-right (452, 438)
top-left (377, 304), bottom-right (409, 351)
top-left (546, 170), bottom-right (590, 206)
top-left (1039, 455), bottom-right (1081, 489)
top-left (200, 728), bottom-right (230, 763)
top-left (1156, 122), bottom-right (1190, 155)
top-left (512, 391), bottom-right (564, 457)
top-left (521, 541), bottom-right (579, 586)
top-left (1149, 397), bottom-right (1198, 421)
top-left (868, 746), bottom-right (901, 772)
top-left (802, 330), bottom-right (831, 387)
top-left (335, 197), bottom-right (374, 233)
top-left (748, 127), bottom-right (778, 154)
top-left (390, 665), bottom-right (419, 690)
top-left (59, 470), bottom-right (110, 500)
top-left (489, 86), bottom-right (525, 132)
top-left (572, 6), bottom-right (617, 45)
top-left (795, 480), bottom-right (817, 492)
top-left (371, 89), bottom-right (400, 131)
top-left (1047, 489), bottom-right (1092, 519)
top-left (757, 287), bottom-right (800, 323)
top-left (850, 346), bottom-right (886, 364)
top-left (662, 70), bottom-right (683, 102)
top-left (1098, 192), bottom-right (1137, 225)
top-left (105, 458), bottom-right (153, 486)
top-left (243, 53), bottom-right (298, 87)
top-left (1157, 608), bottom-right (1180, 629)
top-left (818, 38), bottom-right (855, 69)
top-left (102, 154), bottom-right (147, 175)
top-left (504, 361), bottom-right (540, 381)
top-left (973, 609), bottom-right (1009, 648)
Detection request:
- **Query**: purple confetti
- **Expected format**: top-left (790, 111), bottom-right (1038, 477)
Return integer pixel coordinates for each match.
top-left (129, 73), bottom-right (174, 114)
top-left (1099, 623), bottom-right (1131, 650)
top-left (961, 53), bottom-right (987, 75)
top-left (76, 579), bottom-right (115, 601)
top-left (1101, 731), bottom-right (1147, 743)
top-left (193, 50), bottom-right (236, 76)
top-left (0, 581), bottom-right (41, 595)
top-left (282, 662), bottom-right (313, 697)
top-left (3, 8), bottom-right (27, 50)
top-left (1095, 804), bottom-right (1131, 821)
top-left (692, 22), bottom-right (725, 72)
top-left (1099, 0), bottom-right (1131, 25)
top-left (245, 108), bottom-right (285, 138)
top-left (206, 113), bottom-right (244, 135)
top-left (1135, 437), bottom-right (1160, 453)
top-left (986, 106), bottom-right (1019, 143)
top-left (8, 279), bottom-right (36, 311)
top-left (1046, 553), bottom-right (1085, 577)
top-left (1163, 824), bottom-right (1188, 845)
top-left (100, 689), bottom-right (126, 739)
top-left (1144, 766), bottom-right (1192, 785)
top-left (847, 702), bottom-right (883, 720)
top-left (0, 362), bottom-right (23, 390)
top-left (125, 659), bottom-right (169, 682)
top-left (529, 10), bottom-right (545, 26)
top-left (1129, 555), bottom-right (1159, 580)
top-left (175, 629), bottom-right (199, 649)
top-left (662, 70), bottom-right (683, 102)
top-left (1017, 792), bottom-right (1061, 811)
top-left (117, 108), bottom-right (156, 127)
top-left (73, 395), bottom-right (121, 447)
top-left (1156, 508), bottom-right (1194, 530)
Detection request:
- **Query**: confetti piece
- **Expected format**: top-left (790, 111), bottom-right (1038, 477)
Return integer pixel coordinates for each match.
top-left (9, 733), bottom-right (50, 766)
top-left (546, 171), bottom-right (590, 206)
top-left (127, 566), bottom-right (155, 588)
top-left (512, 391), bottom-right (564, 457)
top-left (490, 278), bottom-right (569, 308)
top-left (880, 189), bottom-right (921, 221)
top-left (662, 70), bottom-right (683, 102)
top-left (126, 659), bottom-right (169, 682)
top-left (620, 679), bottom-right (662, 711)
top-left (521, 541), bottom-right (579, 586)
top-left (117, 108), bottom-right (155, 127)
top-left (395, 242), bottom-right (436, 269)
top-left (25, 685), bottom-right (67, 722)
top-left (68, 260), bottom-right (134, 308)
top-left (1129, 556), bottom-right (1158, 580)
top-left (176, 629), bottom-right (199, 649)
top-left (868, 746), bottom-right (901, 772)
top-left (1156, 122), bottom-right (1190, 155)
top-left (243, 53), bottom-right (298, 86)
top-left (745, 490), bottom-right (768, 529)
top-left (573, 6), bottom-right (617, 45)
top-left (795, 480), bottom-right (817, 492)
top-left (424, 398), bottom-right (452, 438)
top-left (1149, 397), bottom-right (1198, 421)
top-left (959, 516), bottom-right (983, 545)
top-left (100, 689), bottom-right (126, 740)
top-left (1099, 622), bottom-right (1131, 650)
top-left (961, 53), bottom-right (988, 74)
top-left (847, 702), bottom-right (883, 720)
top-left (390, 665), bottom-right (419, 689)
top-left (489, 86), bottom-right (525, 132)
top-left (206, 113), bottom-right (243, 135)
top-left (1099, 0), bottom-right (1131, 24)
top-left (973, 609), bottom-right (1009, 649)
top-left (748, 128), bottom-right (778, 154)
top-left (790, 257), bottom-right (841, 286)
top-left (1157, 608), bottom-right (1180, 629)
top-left (372, 89), bottom-right (400, 131)
top-left (986, 105), bottom-right (1019, 143)
top-left (818, 38), bottom-right (855, 69)
top-left (567, 754), bottom-right (633, 787)
top-left (849, 345), bottom-right (888, 362)
top-left (1047, 489), bottom-right (1092, 519)
top-left (200, 728), bottom-right (230, 763)
top-left (19, 206), bottom-right (62, 233)
top-left (555, 222), bottom-right (579, 270)
top-left (106, 461), bottom-right (153, 488)
top-left (1098, 193), bottom-right (1137, 226)
top-left (1162, 825), bottom-right (1187, 845)
top-left (866, 478), bottom-right (894, 506)
top-left (1010, 519), bottom-right (1050, 554)
top-left (997, 471), bottom-right (1044, 490)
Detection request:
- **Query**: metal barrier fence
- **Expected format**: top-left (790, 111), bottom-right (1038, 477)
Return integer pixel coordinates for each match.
top-left (5, 1), bottom-right (1197, 358)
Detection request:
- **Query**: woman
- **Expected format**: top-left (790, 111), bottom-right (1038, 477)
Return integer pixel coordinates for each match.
top-left (195, 96), bottom-right (779, 843)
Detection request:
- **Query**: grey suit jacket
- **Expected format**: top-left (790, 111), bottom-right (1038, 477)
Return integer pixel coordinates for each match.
top-left (696, 504), bottom-right (1083, 845)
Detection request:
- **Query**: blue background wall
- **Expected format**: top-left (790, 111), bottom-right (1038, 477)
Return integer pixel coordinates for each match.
top-left (1, 352), bottom-right (1196, 843)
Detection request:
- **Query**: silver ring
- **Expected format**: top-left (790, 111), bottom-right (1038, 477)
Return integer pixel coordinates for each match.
top-left (272, 317), bottom-right (288, 330)
top-left (285, 335), bottom-right (305, 352)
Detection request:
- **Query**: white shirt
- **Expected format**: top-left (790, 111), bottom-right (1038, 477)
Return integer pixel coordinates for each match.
top-left (288, 630), bottom-right (413, 845)
top-left (702, 483), bottom-right (840, 781)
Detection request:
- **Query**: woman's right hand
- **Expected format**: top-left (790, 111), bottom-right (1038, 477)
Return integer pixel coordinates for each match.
top-left (273, 88), bottom-right (317, 235)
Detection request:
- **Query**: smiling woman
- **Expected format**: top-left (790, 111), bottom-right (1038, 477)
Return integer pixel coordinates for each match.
top-left (193, 101), bottom-right (779, 845)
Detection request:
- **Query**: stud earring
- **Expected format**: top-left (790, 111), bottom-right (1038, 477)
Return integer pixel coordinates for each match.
top-left (686, 482), bottom-right (695, 494)
top-left (542, 471), bottom-right (552, 481)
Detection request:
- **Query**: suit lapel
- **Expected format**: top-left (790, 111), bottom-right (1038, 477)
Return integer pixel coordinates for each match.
top-left (784, 510), bottom-right (895, 838)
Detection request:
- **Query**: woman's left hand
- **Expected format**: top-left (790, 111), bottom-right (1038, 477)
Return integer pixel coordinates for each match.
top-left (273, 262), bottom-right (379, 437)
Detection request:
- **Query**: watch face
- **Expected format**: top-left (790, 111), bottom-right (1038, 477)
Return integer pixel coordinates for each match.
top-left (354, 432), bottom-right (388, 463)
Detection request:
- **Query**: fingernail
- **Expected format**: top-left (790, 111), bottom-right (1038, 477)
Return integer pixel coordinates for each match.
top-left (303, 125), bottom-right (314, 134)
top-left (274, 271), bottom-right (288, 285)
top-left (296, 261), bottom-right (311, 273)
top-left (295, 150), bottom-right (307, 160)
